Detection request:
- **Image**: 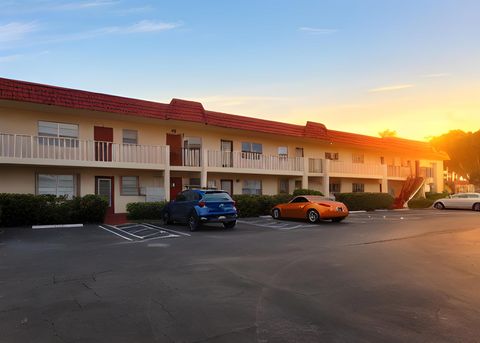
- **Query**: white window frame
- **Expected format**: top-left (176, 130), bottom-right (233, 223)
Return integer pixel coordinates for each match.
top-left (352, 153), bottom-right (365, 164)
top-left (278, 146), bottom-right (288, 158)
top-left (121, 176), bottom-right (139, 196)
top-left (325, 152), bottom-right (339, 160)
top-left (122, 129), bottom-right (138, 145)
top-left (37, 174), bottom-right (77, 198)
top-left (352, 183), bottom-right (365, 193)
top-left (242, 180), bottom-right (262, 195)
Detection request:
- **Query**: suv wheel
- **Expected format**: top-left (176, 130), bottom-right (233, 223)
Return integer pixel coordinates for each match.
top-left (163, 211), bottom-right (173, 225)
top-left (188, 213), bottom-right (200, 231)
top-left (223, 221), bottom-right (236, 229)
top-left (473, 203), bottom-right (480, 212)
top-left (434, 202), bottom-right (445, 210)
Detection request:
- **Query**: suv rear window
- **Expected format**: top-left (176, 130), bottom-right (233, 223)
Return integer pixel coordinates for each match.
top-left (203, 192), bottom-right (233, 201)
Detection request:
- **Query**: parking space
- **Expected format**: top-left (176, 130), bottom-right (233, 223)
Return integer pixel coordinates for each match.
top-left (99, 222), bottom-right (190, 242)
top-left (237, 209), bottom-right (478, 230)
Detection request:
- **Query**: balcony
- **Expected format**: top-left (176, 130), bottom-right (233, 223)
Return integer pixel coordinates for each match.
top-left (308, 158), bottom-right (323, 174)
top-left (0, 133), bottom-right (167, 169)
top-left (207, 151), bottom-right (304, 175)
top-left (387, 165), bottom-right (412, 179)
top-left (169, 148), bottom-right (201, 168)
top-left (329, 161), bottom-right (384, 178)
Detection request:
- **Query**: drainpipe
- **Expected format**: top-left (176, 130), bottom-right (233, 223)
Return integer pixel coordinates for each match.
top-left (164, 145), bottom-right (171, 201)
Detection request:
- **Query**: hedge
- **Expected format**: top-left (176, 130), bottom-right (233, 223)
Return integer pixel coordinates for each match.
top-left (126, 201), bottom-right (167, 220)
top-left (292, 189), bottom-right (324, 196)
top-left (425, 192), bottom-right (449, 201)
top-left (408, 198), bottom-right (434, 209)
top-left (232, 194), bottom-right (293, 217)
top-left (335, 193), bottom-right (394, 211)
top-left (0, 194), bottom-right (108, 227)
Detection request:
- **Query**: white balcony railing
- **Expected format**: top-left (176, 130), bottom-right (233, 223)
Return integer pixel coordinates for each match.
top-left (308, 158), bottom-right (323, 173)
top-left (0, 133), bottom-right (167, 165)
top-left (329, 161), bottom-right (384, 176)
top-left (207, 150), bottom-right (304, 172)
top-left (387, 165), bottom-right (412, 178)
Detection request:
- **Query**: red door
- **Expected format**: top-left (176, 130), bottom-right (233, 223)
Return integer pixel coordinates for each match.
top-left (167, 133), bottom-right (182, 166)
top-left (170, 177), bottom-right (182, 201)
top-left (94, 126), bottom-right (113, 161)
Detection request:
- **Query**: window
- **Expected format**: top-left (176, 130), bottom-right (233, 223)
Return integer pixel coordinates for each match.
top-left (37, 174), bottom-right (76, 198)
top-left (207, 180), bottom-right (217, 189)
top-left (279, 179), bottom-right (289, 194)
top-left (325, 152), bottom-right (339, 160)
top-left (184, 137), bottom-right (202, 149)
top-left (189, 178), bottom-right (201, 187)
top-left (352, 183), bottom-right (365, 192)
top-left (329, 183), bottom-right (341, 193)
top-left (352, 153), bottom-right (364, 163)
top-left (242, 142), bottom-right (262, 154)
top-left (278, 147), bottom-right (288, 158)
top-left (242, 180), bottom-right (262, 195)
top-left (295, 147), bottom-right (304, 158)
top-left (291, 197), bottom-right (308, 203)
top-left (295, 180), bottom-right (302, 190)
top-left (122, 129), bottom-right (138, 144)
top-left (38, 121), bottom-right (79, 146)
top-left (121, 176), bottom-right (139, 195)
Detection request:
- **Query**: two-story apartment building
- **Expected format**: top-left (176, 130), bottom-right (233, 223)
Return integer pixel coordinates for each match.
top-left (0, 77), bottom-right (447, 221)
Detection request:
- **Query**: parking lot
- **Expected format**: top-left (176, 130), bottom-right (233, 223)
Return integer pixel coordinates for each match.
top-left (1, 209), bottom-right (480, 342)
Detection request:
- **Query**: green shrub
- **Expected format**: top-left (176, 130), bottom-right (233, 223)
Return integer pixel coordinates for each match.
top-left (408, 198), bottom-right (434, 208)
top-left (335, 192), bottom-right (394, 211)
top-left (232, 194), bottom-right (293, 217)
top-left (0, 194), bottom-right (108, 227)
top-left (425, 192), bottom-right (449, 201)
top-left (292, 189), bottom-right (323, 196)
top-left (126, 201), bottom-right (167, 220)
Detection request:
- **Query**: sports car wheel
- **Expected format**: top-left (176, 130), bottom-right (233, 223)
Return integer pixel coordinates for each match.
top-left (272, 208), bottom-right (281, 219)
top-left (307, 209), bottom-right (319, 223)
top-left (188, 213), bottom-right (200, 231)
top-left (473, 203), bottom-right (480, 212)
top-left (434, 202), bottom-right (445, 210)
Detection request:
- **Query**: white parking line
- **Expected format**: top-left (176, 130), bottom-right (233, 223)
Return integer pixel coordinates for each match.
top-left (143, 223), bottom-right (192, 237)
top-left (98, 225), bottom-right (133, 241)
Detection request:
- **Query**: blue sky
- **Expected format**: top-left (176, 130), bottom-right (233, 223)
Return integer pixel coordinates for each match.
top-left (1, 0), bottom-right (479, 140)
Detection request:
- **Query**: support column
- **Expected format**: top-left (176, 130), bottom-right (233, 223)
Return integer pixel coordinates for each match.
top-left (201, 148), bottom-right (208, 188)
top-left (381, 164), bottom-right (388, 193)
top-left (164, 145), bottom-right (171, 201)
top-left (302, 157), bottom-right (309, 189)
top-left (323, 158), bottom-right (330, 196)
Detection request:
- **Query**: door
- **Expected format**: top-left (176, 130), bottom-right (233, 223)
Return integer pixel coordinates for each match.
top-left (285, 197), bottom-right (309, 218)
top-left (167, 133), bottom-right (182, 166)
top-left (96, 176), bottom-right (114, 215)
top-left (94, 126), bottom-right (113, 161)
top-left (170, 177), bottom-right (183, 201)
top-left (221, 140), bottom-right (233, 167)
top-left (221, 179), bottom-right (233, 195)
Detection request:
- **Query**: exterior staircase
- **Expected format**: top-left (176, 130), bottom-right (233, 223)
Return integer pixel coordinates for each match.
top-left (393, 176), bottom-right (424, 209)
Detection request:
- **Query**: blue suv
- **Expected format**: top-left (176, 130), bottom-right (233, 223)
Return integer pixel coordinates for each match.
top-left (162, 189), bottom-right (238, 231)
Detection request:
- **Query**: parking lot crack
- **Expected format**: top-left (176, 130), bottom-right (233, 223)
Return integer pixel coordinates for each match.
top-left (81, 282), bottom-right (101, 298)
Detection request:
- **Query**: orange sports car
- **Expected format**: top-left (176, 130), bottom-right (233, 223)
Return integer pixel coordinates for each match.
top-left (271, 195), bottom-right (349, 223)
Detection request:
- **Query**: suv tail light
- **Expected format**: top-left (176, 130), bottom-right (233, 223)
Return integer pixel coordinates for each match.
top-left (198, 201), bottom-right (206, 207)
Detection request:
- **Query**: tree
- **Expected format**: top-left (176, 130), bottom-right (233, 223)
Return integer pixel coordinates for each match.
top-left (378, 129), bottom-right (397, 138)
top-left (430, 130), bottom-right (480, 187)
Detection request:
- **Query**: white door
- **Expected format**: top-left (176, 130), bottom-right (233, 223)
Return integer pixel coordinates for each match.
top-left (97, 177), bottom-right (112, 207)
top-left (221, 180), bottom-right (233, 195)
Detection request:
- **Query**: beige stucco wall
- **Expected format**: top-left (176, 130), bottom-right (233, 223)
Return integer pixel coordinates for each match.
top-left (0, 100), bottom-right (447, 197)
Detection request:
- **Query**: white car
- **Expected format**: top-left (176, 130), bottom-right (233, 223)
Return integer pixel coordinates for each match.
top-left (433, 193), bottom-right (480, 211)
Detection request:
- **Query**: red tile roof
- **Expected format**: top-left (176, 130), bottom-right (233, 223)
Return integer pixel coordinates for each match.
top-left (0, 77), bottom-right (447, 159)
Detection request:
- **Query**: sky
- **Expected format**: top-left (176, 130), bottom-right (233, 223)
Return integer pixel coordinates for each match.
top-left (0, 0), bottom-right (479, 141)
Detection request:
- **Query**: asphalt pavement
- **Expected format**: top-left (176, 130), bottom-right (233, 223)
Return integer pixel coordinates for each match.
top-left (1, 209), bottom-right (480, 342)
